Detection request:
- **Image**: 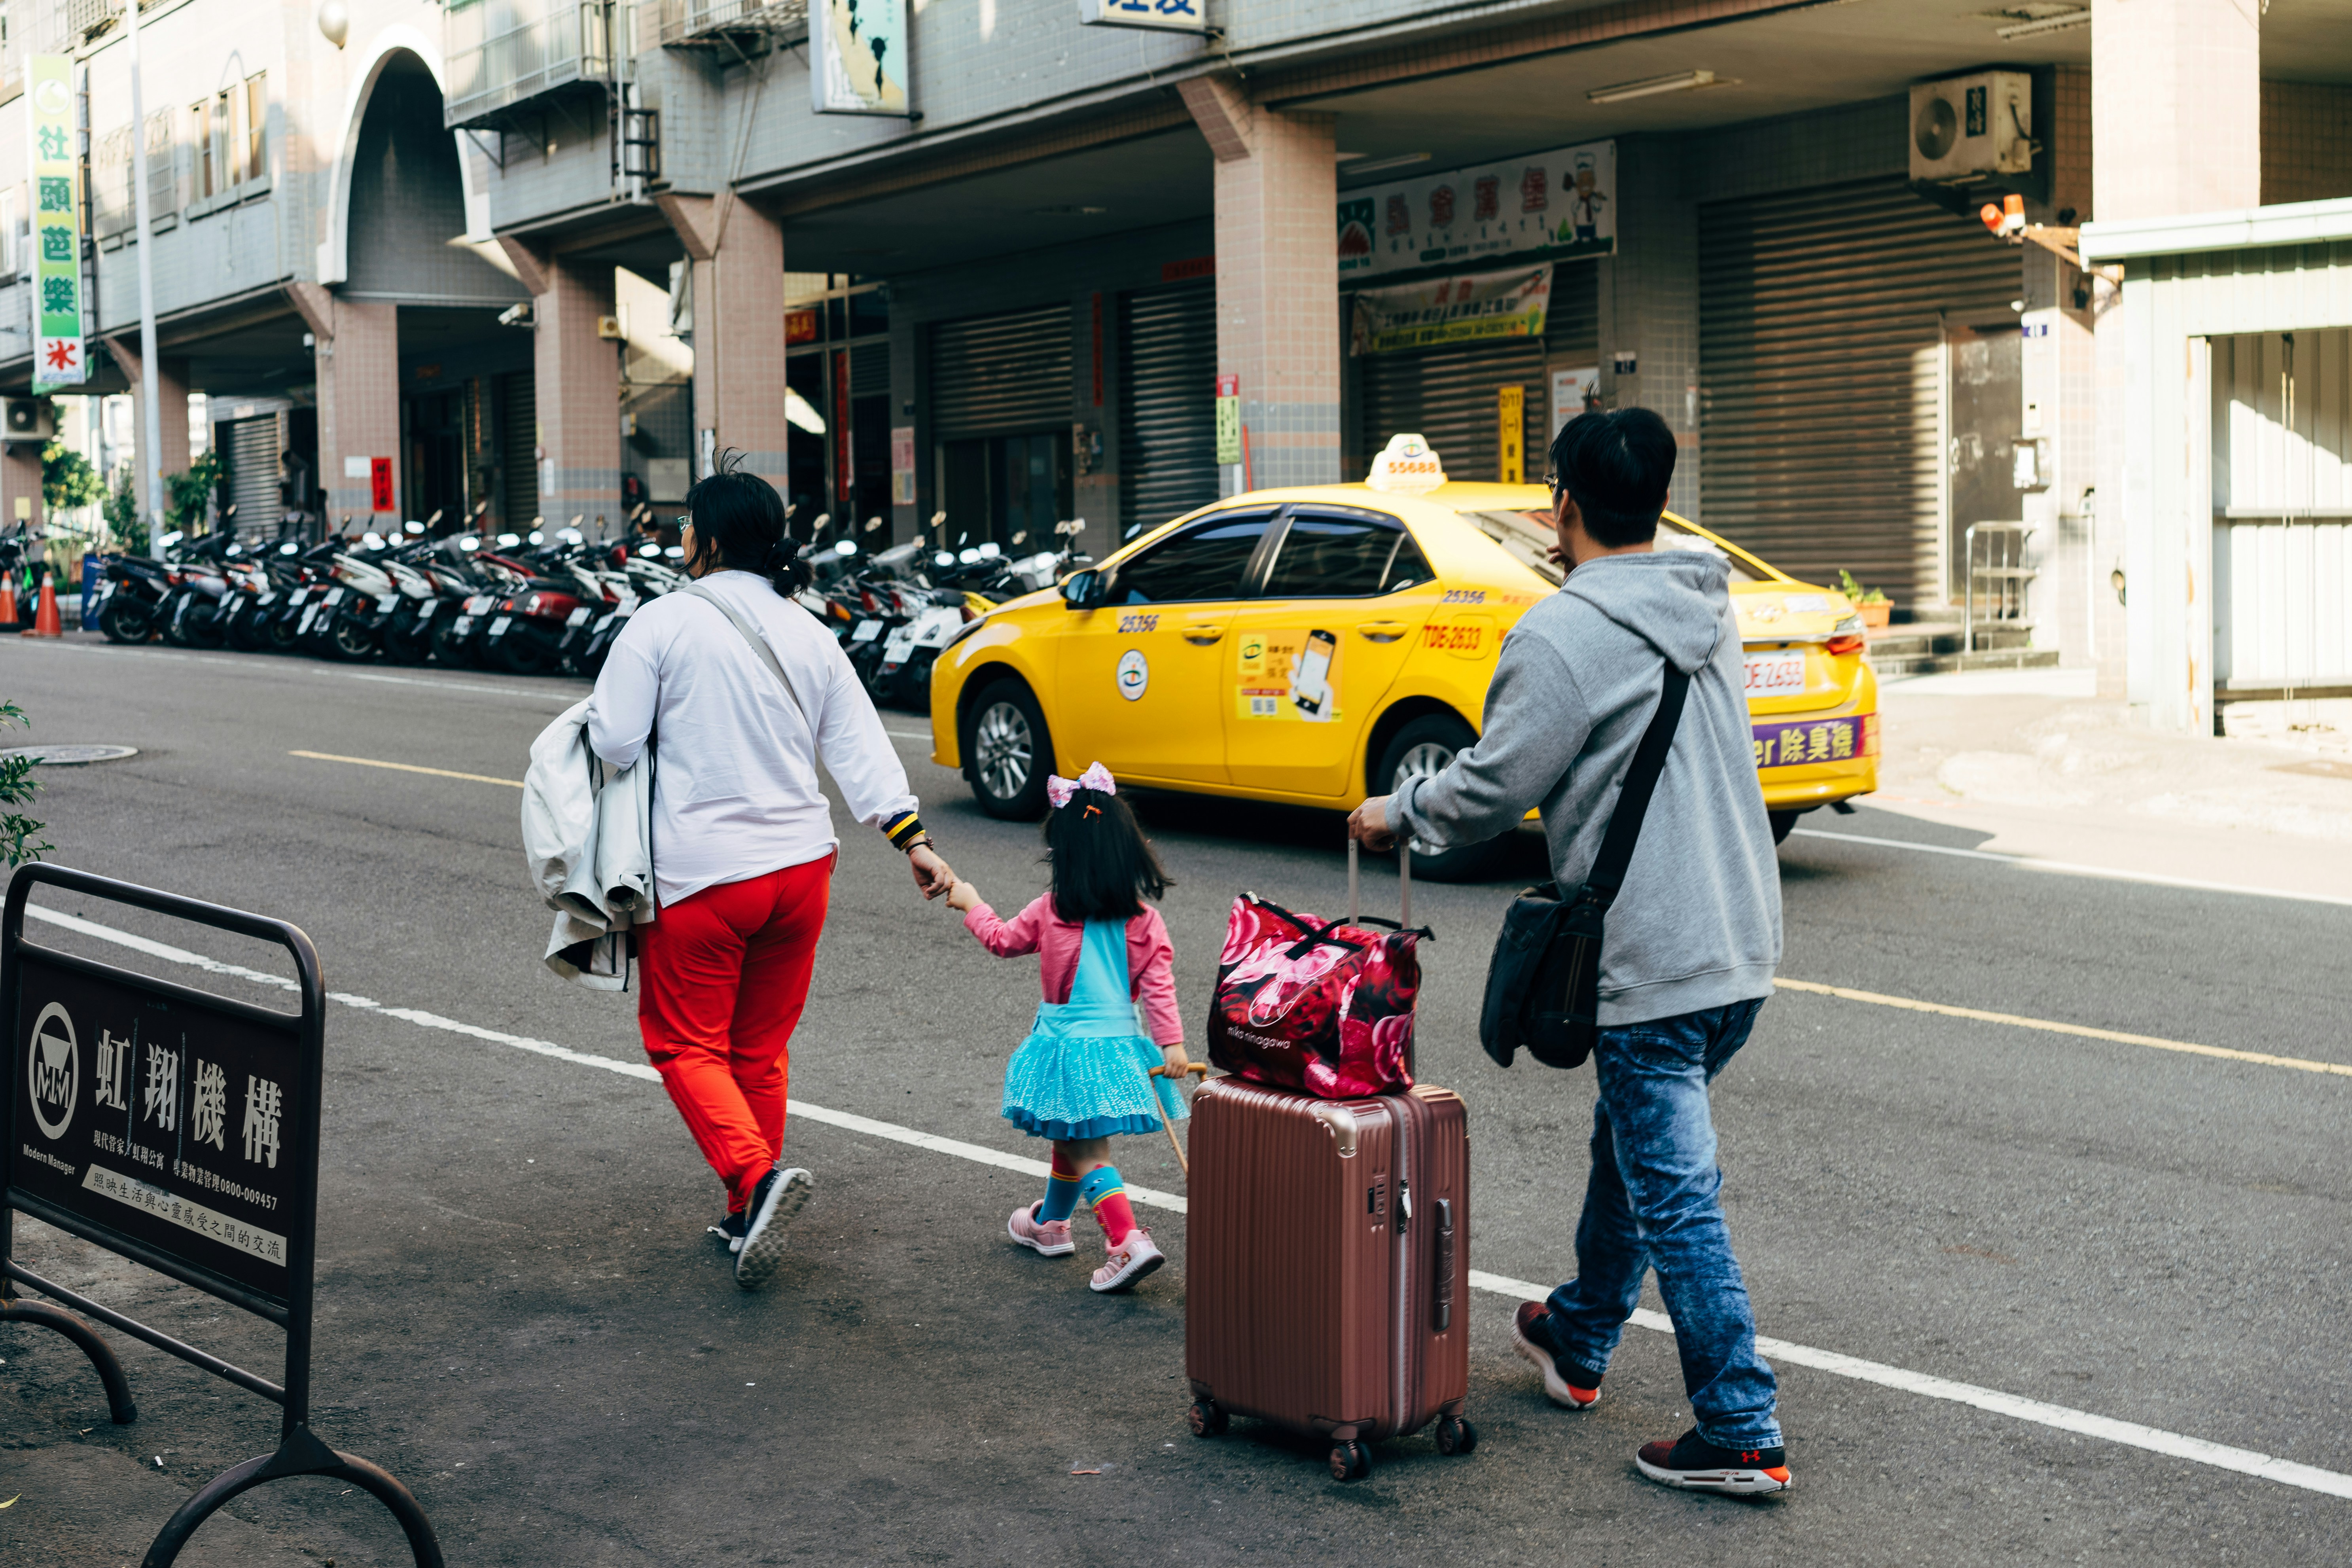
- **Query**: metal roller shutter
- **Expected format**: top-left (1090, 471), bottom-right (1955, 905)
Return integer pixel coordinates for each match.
top-left (501, 370), bottom-right (537, 530)
top-left (224, 416), bottom-right (279, 540)
top-left (930, 304), bottom-right (1072, 439)
top-left (1119, 279), bottom-right (1217, 535)
top-left (1352, 262), bottom-right (1598, 483)
top-left (849, 340), bottom-right (890, 399)
top-left (1699, 176), bottom-right (2020, 607)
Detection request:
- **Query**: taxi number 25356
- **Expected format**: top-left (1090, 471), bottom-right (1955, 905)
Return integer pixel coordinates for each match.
top-left (1420, 622), bottom-right (1483, 652)
top-left (1118, 613), bottom-right (1159, 634)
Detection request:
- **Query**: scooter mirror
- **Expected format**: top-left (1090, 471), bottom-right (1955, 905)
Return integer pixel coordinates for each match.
top-left (864, 517), bottom-right (882, 532)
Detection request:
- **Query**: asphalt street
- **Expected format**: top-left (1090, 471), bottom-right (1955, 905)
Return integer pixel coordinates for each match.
top-left (2, 632), bottom-right (2348, 1566)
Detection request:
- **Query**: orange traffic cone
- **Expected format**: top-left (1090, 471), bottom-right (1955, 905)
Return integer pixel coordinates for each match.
top-left (27, 570), bottom-right (62, 637)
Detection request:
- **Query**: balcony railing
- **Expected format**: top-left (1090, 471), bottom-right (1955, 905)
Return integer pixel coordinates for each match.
top-left (443, 0), bottom-right (622, 129)
top-left (655, 0), bottom-right (806, 49)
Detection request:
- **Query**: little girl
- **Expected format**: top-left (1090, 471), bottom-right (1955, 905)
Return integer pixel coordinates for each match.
top-left (945, 762), bottom-right (1189, 1293)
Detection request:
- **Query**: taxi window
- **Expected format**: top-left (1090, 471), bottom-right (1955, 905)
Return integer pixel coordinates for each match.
top-left (1456, 509), bottom-right (1759, 587)
top-left (1260, 513), bottom-right (1432, 598)
top-left (1112, 516), bottom-right (1271, 604)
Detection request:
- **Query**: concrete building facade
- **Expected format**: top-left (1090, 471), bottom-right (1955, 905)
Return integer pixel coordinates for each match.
top-left (1, 0), bottom-right (2347, 729)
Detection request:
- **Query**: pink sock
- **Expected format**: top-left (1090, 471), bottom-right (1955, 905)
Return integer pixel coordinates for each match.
top-left (1093, 1189), bottom-right (1137, 1245)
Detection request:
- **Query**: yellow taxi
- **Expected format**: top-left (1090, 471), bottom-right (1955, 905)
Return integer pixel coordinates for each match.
top-left (928, 470), bottom-right (1877, 878)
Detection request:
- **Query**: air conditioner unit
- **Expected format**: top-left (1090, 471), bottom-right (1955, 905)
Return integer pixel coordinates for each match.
top-left (1, 397), bottom-right (51, 443)
top-left (1910, 72), bottom-right (2033, 184)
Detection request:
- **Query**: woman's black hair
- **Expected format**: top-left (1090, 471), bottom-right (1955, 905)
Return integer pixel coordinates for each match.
top-left (680, 448), bottom-right (811, 596)
top-left (1042, 788), bottom-right (1173, 923)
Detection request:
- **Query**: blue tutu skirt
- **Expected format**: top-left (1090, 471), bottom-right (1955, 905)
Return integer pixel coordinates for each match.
top-left (1000, 917), bottom-right (1187, 1142)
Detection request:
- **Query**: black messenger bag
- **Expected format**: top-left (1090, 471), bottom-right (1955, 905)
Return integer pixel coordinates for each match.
top-left (1479, 664), bottom-right (1689, 1070)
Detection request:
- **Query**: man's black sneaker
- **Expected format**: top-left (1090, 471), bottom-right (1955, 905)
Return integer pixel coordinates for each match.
top-left (707, 1211), bottom-right (748, 1254)
top-left (1510, 1301), bottom-right (1603, 1410)
top-left (1634, 1429), bottom-right (1792, 1495)
top-left (733, 1165), bottom-right (813, 1290)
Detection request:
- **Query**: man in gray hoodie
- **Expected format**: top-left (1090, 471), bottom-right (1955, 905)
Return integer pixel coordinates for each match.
top-left (1350, 407), bottom-right (1790, 1495)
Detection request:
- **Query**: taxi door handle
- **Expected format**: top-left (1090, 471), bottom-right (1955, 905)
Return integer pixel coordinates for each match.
top-left (1358, 621), bottom-right (1410, 643)
top-left (1181, 623), bottom-right (1225, 645)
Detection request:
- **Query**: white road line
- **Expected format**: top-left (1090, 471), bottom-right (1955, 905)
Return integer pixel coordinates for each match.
top-left (23, 901), bottom-right (2350, 1503)
top-left (883, 730), bottom-right (931, 743)
top-left (18, 639), bottom-right (577, 702)
top-left (1790, 828), bottom-right (2352, 909)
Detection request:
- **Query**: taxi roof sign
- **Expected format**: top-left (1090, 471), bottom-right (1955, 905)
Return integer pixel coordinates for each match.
top-left (1366, 433), bottom-right (1446, 496)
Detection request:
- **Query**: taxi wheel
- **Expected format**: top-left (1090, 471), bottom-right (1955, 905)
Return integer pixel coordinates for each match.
top-left (1375, 716), bottom-right (1512, 882)
top-left (966, 681), bottom-right (1052, 820)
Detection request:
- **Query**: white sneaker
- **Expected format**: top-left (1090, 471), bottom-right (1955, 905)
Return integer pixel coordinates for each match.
top-left (1089, 1227), bottom-right (1164, 1293)
top-left (734, 1166), bottom-right (813, 1290)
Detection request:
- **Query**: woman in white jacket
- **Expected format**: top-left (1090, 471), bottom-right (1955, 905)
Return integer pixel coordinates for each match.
top-left (587, 455), bottom-right (954, 1289)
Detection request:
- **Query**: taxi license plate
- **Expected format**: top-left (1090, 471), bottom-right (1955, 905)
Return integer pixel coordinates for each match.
top-left (488, 615), bottom-right (512, 636)
top-left (850, 619), bottom-right (883, 643)
top-left (1744, 650), bottom-right (1807, 695)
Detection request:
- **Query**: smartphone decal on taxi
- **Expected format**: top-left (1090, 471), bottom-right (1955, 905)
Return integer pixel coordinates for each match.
top-left (1235, 629), bottom-right (1341, 724)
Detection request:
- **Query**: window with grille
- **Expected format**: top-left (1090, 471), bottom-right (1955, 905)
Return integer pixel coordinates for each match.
top-left (145, 110), bottom-right (175, 215)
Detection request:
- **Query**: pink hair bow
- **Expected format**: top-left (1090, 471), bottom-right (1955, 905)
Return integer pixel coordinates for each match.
top-left (1046, 761), bottom-right (1117, 810)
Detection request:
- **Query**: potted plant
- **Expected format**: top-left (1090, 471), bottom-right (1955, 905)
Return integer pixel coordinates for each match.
top-left (1838, 570), bottom-right (1892, 630)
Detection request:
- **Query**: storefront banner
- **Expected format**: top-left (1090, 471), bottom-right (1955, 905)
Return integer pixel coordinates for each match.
top-left (1338, 140), bottom-right (1614, 279)
top-left (812, 0), bottom-right (909, 116)
top-left (27, 55), bottom-right (84, 389)
top-left (1079, 0), bottom-right (1206, 30)
top-left (1350, 265), bottom-right (1551, 357)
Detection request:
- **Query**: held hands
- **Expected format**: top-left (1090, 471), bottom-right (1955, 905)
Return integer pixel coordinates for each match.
top-left (1347, 795), bottom-right (1399, 853)
top-left (1158, 1043), bottom-right (1193, 1080)
top-left (908, 843), bottom-right (956, 901)
top-left (944, 879), bottom-right (982, 914)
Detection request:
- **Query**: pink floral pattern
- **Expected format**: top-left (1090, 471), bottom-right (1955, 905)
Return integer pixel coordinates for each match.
top-left (1207, 896), bottom-right (1421, 1097)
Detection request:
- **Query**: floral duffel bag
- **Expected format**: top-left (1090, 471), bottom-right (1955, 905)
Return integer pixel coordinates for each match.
top-left (1206, 889), bottom-right (1429, 1098)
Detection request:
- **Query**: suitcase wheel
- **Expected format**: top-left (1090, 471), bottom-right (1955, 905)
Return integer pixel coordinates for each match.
top-left (1188, 1401), bottom-right (1230, 1439)
top-left (1328, 1440), bottom-right (1372, 1483)
top-left (1434, 1415), bottom-right (1479, 1457)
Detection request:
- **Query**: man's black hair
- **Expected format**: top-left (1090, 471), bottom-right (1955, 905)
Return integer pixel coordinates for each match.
top-left (1041, 788), bottom-right (1173, 923)
top-left (1548, 407), bottom-right (1677, 548)
top-left (681, 449), bottom-right (811, 595)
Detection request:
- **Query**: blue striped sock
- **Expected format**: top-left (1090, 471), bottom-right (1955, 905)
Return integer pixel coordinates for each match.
top-left (1038, 1174), bottom-right (1081, 1225)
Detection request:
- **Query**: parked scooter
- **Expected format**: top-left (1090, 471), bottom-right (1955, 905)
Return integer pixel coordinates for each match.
top-left (93, 535), bottom-right (186, 644)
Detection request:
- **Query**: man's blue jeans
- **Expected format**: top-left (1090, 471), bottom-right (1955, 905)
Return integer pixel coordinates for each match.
top-left (1545, 996), bottom-right (1781, 1450)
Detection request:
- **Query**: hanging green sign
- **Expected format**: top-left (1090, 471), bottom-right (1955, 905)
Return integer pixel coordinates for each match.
top-left (27, 55), bottom-right (84, 389)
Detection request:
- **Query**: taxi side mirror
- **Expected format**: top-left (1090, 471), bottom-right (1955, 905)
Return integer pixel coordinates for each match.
top-left (1062, 570), bottom-right (1104, 611)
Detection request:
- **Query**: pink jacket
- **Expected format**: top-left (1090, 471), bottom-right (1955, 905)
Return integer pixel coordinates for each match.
top-left (962, 894), bottom-right (1184, 1046)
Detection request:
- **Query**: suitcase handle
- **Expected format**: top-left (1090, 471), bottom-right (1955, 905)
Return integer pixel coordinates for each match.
top-left (1433, 1197), bottom-right (1455, 1331)
top-left (1347, 834), bottom-right (1411, 927)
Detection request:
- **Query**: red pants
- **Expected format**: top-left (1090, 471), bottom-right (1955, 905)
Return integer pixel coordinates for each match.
top-left (636, 856), bottom-right (833, 1212)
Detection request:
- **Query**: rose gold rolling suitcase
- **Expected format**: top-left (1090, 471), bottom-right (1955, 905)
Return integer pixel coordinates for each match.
top-left (1185, 989), bottom-right (1474, 1479)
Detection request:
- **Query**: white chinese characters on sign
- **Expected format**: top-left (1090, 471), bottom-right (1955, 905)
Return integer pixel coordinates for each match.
top-left (242, 1074), bottom-right (282, 1168)
top-left (94, 1029), bottom-right (131, 1111)
top-left (192, 1059), bottom-right (228, 1151)
top-left (143, 1043), bottom-right (180, 1132)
